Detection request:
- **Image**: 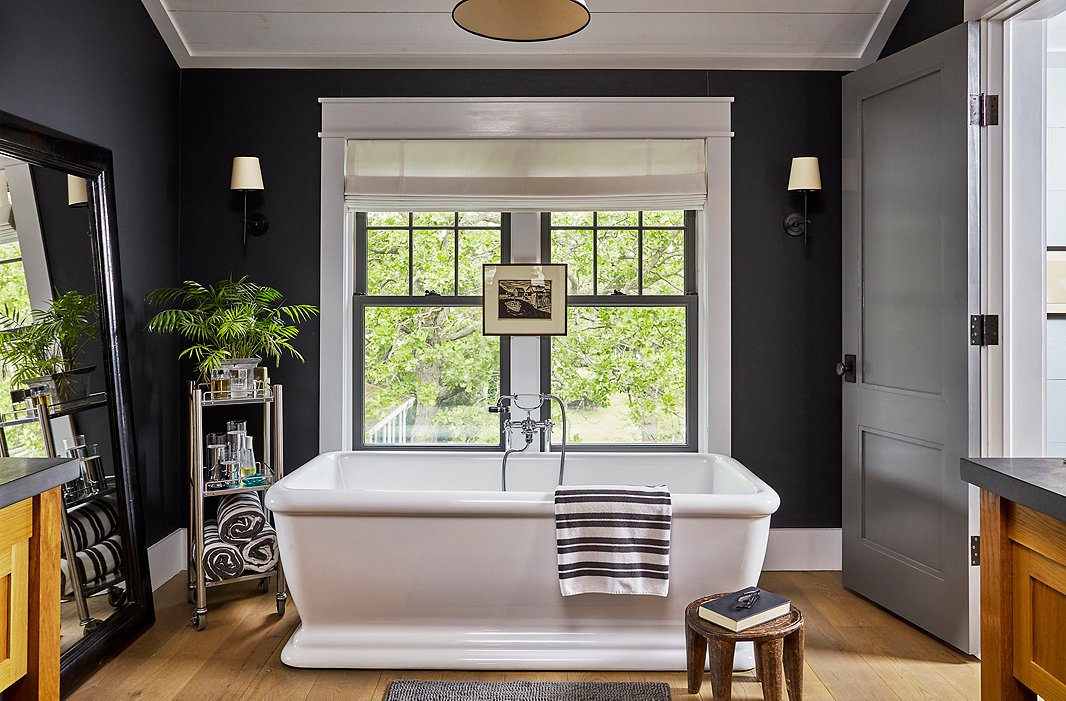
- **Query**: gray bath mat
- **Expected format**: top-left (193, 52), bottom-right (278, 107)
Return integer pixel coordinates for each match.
top-left (383, 680), bottom-right (671, 701)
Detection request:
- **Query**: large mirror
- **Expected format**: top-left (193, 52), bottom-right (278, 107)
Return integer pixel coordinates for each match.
top-left (0, 112), bottom-right (153, 687)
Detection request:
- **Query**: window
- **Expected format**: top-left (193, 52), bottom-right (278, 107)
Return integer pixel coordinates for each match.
top-left (542, 211), bottom-right (697, 449)
top-left (0, 223), bottom-right (43, 456)
top-left (355, 212), bottom-right (508, 447)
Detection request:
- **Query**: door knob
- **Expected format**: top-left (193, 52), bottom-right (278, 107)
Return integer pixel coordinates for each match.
top-left (836, 354), bottom-right (856, 383)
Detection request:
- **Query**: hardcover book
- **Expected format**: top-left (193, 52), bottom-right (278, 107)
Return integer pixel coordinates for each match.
top-left (697, 587), bottom-right (791, 632)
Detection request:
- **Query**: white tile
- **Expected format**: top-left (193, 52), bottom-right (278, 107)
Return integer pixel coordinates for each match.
top-left (1049, 128), bottom-right (1066, 192)
top-left (1047, 441), bottom-right (1066, 457)
top-left (1049, 319), bottom-right (1066, 378)
top-left (1047, 379), bottom-right (1066, 442)
top-left (1049, 68), bottom-right (1066, 128)
top-left (1049, 190), bottom-right (1066, 246)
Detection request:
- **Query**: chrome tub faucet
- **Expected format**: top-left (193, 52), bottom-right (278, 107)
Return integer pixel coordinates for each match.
top-left (489, 393), bottom-right (567, 491)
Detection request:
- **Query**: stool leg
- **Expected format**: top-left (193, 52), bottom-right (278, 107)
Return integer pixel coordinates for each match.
top-left (708, 639), bottom-right (736, 701)
top-left (783, 626), bottom-right (805, 701)
top-left (686, 623), bottom-right (707, 694)
top-left (755, 639), bottom-right (784, 701)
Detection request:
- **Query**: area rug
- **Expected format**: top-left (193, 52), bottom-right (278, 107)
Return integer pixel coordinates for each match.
top-left (383, 680), bottom-right (671, 701)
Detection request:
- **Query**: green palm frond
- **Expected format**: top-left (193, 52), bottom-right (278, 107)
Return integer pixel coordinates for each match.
top-left (145, 276), bottom-right (319, 376)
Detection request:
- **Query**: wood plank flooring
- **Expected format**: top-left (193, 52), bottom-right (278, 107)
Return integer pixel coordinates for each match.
top-left (67, 571), bottom-right (979, 700)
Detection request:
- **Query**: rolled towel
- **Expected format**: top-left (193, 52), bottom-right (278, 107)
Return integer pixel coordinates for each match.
top-left (217, 493), bottom-right (267, 543)
top-left (66, 496), bottom-right (120, 552)
top-left (61, 534), bottom-right (123, 596)
top-left (201, 520), bottom-right (243, 582)
top-left (240, 522), bottom-right (279, 574)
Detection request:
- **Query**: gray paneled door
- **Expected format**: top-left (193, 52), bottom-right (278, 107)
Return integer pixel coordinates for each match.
top-left (841, 23), bottom-right (980, 654)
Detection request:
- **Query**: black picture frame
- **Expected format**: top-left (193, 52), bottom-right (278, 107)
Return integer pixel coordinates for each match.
top-left (0, 110), bottom-right (154, 690)
top-left (482, 263), bottom-right (568, 336)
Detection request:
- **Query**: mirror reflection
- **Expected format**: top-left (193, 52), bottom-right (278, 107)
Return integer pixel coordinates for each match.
top-left (0, 157), bottom-right (128, 653)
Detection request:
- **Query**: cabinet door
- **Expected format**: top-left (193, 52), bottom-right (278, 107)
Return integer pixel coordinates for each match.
top-left (0, 499), bottom-right (32, 692)
top-left (1013, 543), bottom-right (1066, 698)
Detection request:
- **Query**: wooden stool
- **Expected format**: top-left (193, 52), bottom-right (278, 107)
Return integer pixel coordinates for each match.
top-left (685, 594), bottom-right (804, 701)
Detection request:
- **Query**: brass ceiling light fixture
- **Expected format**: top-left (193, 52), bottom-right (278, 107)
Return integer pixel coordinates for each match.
top-left (452, 0), bottom-right (590, 42)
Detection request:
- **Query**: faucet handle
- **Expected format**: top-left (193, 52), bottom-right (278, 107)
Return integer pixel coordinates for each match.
top-left (488, 405), bottom-right (501, 413)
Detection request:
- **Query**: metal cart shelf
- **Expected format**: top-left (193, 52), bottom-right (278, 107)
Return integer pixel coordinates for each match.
top-left (0, 392), bottom-right (124, 633)
top-left (187, 381), bottom-right (286, 631)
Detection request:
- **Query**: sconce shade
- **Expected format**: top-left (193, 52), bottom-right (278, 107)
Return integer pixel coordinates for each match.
top-left (452, 0), bottom-right (590, 42)
top-left (230, 156), bottom-right (264, 191)
top-left (67, 175), bottom-right (88, 207)
top-left (787, 156), bottom-right (822, 192)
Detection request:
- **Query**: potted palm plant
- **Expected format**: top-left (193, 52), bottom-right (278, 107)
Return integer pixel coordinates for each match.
top-left (0, 290), bottom-right (99, 403)
top-left (144, 276), bottom-right (318, 386)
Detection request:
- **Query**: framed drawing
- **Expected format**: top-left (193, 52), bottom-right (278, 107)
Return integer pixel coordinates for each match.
top-left (483, 264), bottom-right (568, 336)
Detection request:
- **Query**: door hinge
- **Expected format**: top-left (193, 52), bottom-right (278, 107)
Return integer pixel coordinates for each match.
top-left (970, 93), bottom-right (1000, 127)
top-left (971, 535), bottom-right (980, 566)
top-left (970, 314), bottom-right (1000, 346)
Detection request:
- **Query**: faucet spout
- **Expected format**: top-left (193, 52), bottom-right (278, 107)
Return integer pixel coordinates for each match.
top-left (491, 393), bottom-right (567, 492)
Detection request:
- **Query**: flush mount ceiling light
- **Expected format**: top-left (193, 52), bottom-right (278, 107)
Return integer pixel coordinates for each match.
top-left (452, 0), bottom-right (590, 42)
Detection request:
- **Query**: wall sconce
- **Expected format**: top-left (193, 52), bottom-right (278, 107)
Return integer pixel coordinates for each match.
top-left (452, 0), bottom-right (590, 42)
top-left (67, 175), bottom-right (88, 208)
top-left (230, 156), bottom-right (268, 246)
top-left (783, 156), bottom-right (821, 245)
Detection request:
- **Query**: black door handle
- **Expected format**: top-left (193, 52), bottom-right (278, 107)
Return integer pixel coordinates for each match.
top-left (836, 354), bottom-right (856, 383)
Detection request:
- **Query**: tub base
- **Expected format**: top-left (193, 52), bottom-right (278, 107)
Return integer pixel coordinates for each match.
top-left (281, 624), bottom-right (756, 672)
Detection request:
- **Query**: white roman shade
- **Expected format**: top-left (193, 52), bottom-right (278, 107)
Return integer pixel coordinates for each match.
top-left (344, 139), bottom-right (708, 212)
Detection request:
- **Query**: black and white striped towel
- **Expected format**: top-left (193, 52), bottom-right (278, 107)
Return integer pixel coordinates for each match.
top-left (240, 521), bottom-right (279, 574)
top-left (66, 495), bottom-right (120, 552)
top-left (555, 485), bottom-right (672, 597)
top-left (217, 492), bottom-right (267, 543)
top-left (201, 520), bottom-right (244, 582)
top-left (61, 534), bottom-right (123, 596)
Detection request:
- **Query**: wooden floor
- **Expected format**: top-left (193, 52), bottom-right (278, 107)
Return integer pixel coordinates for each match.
top-left (68, 571), bottom-right (979, 700)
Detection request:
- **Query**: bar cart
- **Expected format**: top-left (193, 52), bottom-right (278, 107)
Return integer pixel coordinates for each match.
top-left (187, 381), bottom-right (286, 631)
top-left (0, 391), bottom-right (125, 633)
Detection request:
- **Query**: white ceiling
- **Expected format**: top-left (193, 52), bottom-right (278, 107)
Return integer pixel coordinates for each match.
top-left (142, 0), bottom-right (911, 71)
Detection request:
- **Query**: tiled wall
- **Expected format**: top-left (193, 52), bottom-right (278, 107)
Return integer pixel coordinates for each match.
top-left (1048, 15), bottom-right (1066, 455)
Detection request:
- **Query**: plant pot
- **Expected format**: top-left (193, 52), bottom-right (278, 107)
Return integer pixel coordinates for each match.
top-left (215, 357), bottom-right (260, 398)
top-left (26, 366), bottom-right (95, 404)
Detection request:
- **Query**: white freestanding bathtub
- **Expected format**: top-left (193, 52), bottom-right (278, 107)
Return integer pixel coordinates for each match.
top-left (266, 451), bottom-right (780, 670)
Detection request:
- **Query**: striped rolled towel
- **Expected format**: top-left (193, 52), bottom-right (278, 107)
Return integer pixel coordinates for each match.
top-left (217, 493), bottom-right (268, 543)
top-left (554, 485), bottom-right (672, 597)
top-left (66, 496), bottom-right (120, 551)
top-left (240, 521), bottom-right (279, 574)
top-left (61, 534), bottom-right (123, 596)
top-left (201, 520), bottom-right (243, 582)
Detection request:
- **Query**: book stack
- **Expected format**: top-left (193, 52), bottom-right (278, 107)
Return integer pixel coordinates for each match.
top-left (698, 587), bottom-right (791, 632)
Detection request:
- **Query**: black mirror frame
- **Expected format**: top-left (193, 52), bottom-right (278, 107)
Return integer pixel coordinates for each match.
top-left (0, 111), bottom-right (154, 690)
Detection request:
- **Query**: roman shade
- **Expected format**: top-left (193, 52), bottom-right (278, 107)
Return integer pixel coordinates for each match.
top-left (344, 139), bottom-right (708, 212)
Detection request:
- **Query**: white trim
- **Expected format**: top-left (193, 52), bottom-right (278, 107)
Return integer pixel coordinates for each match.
top-left (319, 98), bottom-right (732, 454)
top-left (762, 528), bottom-right (842, 571)
top-left (140, 0), bottom-right (193, 68)
top-left (858, 0), bottom-right (912, 67)
top-left (148, 528), bottom-right (187, 592)
top-left (3, 163), bottom-right (53, 311)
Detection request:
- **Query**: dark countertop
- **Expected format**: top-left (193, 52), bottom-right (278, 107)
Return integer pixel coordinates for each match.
top-left (961, 457), bottom-right (1066, 522)
top-left (0, 457), bottom-right (80, 510)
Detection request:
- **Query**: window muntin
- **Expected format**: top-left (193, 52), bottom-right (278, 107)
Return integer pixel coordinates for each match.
top-left (0, 235), bottom-right (43, 455)
top-left (356, 212), bottom-right (507, 447)
top-left (543, 210), bottom-right (696, 449)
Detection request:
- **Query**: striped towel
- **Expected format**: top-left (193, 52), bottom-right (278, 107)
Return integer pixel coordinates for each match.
top-left (200, 520), bottom-right (243, 582)
top-left (217, 493), bottom-right (267, 543)
top-left (555, 485), bottom-right (672, 597)
top-left (66, 496), bottom-right (120, 551)
top-left (61, 534), bottom-right (123, 596)
top-left (239, 521), bottom-right (279, 574)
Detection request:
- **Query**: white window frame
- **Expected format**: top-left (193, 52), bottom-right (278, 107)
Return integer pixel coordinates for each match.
top-left (319, 98), bottom-right (733, 454)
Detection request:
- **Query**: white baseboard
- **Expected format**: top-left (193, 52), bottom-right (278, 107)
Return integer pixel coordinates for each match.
top-left (763, 528), bottom-right (842, 571)
top-left (148, 528), bottom-right (187, 591)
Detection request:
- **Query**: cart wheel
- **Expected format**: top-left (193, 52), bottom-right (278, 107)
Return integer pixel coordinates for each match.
top-left (192, 611), bottom-right (206, 631)
top-left (276, 594), bottom-right (287, 617)
top-left (257, 577), bottom-right (269, 592)
top-left (83, 618), bottom-right (102, 634)
top-left (107, 587), bottom-right (127, 607)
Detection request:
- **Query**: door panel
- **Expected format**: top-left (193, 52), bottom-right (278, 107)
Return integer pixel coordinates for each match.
top-left (842, 22), bottom-right (980, 653)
